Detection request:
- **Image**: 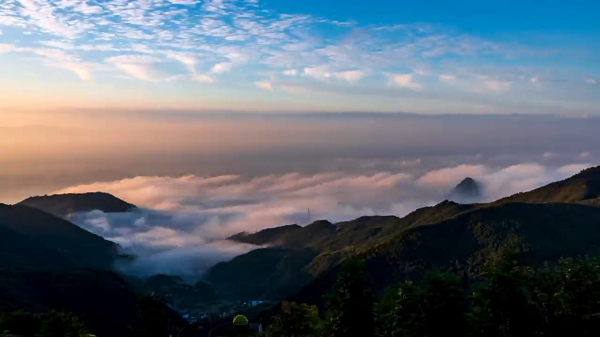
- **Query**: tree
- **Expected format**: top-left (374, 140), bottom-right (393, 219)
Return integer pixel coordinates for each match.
top-left (0, 310), bottom-right (41, 336)
top-left (323, 259), bottom-right (374, 337)
top-left (0, 310), bottom-right (89, 337)
top-left (38, 311), bottom-right (88, 337)
top-left (534, 257), bottom-right (600, 336)
top-left (128, 294), bottom-right (182, 337)
top-left (267, 302), bottom-right (321, 337)
top-left (375, 281), bottom-right (420, 337)
top-left (375, 271), bottom-right (467, 337)
top-left (469, 251), bottom-right (540, 337)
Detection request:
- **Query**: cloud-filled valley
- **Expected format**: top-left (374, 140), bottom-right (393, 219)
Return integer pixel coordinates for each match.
top-left (61, 161), bottom-right (594, 278)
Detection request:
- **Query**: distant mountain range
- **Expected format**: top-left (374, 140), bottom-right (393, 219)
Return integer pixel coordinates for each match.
top-left (18, 192), bottom-right (137, 218)
top-left (3, 168), bottom-right (600, 330)
top-left (212, 166), bottom-right (600, 304)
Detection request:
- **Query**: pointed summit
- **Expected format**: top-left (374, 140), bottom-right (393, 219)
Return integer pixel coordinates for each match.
top-left (448, 177), bottom-right (482, 202)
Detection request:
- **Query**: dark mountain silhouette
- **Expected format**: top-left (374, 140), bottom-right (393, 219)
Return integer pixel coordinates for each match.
top-left (448, 177), bottom-right (482, 201)
top-left (229, 224), bottom-right (302, 246)
top-left (0, 268), bottom-right (186, 337)
top-left (18, 192), bottom-right (137, 218)
top-left (498, 166), bottom-right (600, 204)
top-left (0, 225), bottom-right (74, 269)
top-left (0, 203), bottom-right (185, 336)
top-left (0, 204), bottom-right (118, 269)
top-left (212, 166), bottom-right (600, 303)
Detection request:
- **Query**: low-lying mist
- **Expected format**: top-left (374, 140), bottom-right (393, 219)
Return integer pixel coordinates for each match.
top-left (63, 160), bottom-right (593, 279)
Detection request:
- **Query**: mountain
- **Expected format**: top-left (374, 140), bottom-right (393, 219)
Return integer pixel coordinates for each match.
top-left (211, 166), bottom-right (600, 304)
top-left (18, 192), bottom-right (137, 218)
top-left (0, 203), bottom-right (185, 336)
top-left (0, 225), bottom-right (74, 269)
top-left (498, 166), bottom-right (600, 204)
top-left (229, 224), bottom-right (302, 246)
top-left (206, 248), bottom-right (318, 300)
top-left (448, 177), bottom-right (482, 202)
top-left (217, 203), bottom-right (477, 300)
top-left (0, 203), bottom-right (118, 269)
top-left (291, 201), bottom-right (600, 307)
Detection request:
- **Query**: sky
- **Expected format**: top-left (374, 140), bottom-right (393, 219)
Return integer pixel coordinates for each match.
top-left (1, 0), bottom-right (599, 115)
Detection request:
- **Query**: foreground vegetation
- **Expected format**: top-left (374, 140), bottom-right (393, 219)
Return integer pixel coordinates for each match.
top-left (0, 310), bottom-right (90, 337)
top-left (264, 253), bottom-right (600, 337)
top-left (0, 294), bottom-right (184, 337)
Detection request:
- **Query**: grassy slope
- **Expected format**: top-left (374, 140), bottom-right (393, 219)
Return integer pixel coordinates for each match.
top-left (497, 166), bottom-right (600, 204)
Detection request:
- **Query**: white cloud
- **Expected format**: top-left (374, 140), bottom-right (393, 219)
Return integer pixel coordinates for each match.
top-left (543, 151), bottom-right (557, 159)
top-left (556, 164), bottom-right (592, 176)
top-left (167, 0), bottom-right (200, 4)
top-left (413, 68), bottom-right (429, 76)
top-left (254, 81), bottom-right (273, 91)
top-left (106, 55), bottom-right (159, 81)
top-left (387, 73), bottom-right (423, 90)
top-left (484, 80), bottom-right (511, 92)
top-left (166, 51), bottom-right (198, 74)
top-left (439, 74), bottom-right (456, 83)
top-left (579, 151), bottom-right (592, 159)
top-left (14, 0), bottom-right (89, 39)
top-left (211, 62), bottom-right (233, 74)
top-left (304, 66), bottom-right (332, 80)
top-left (586, 78), bottom-right (598, 85)
top-left (50, 62), bottom-right (94, 81)
top-left (0, 44), bottom-right (16, 54)
top-left (333, 70), bottom-right (365, 83)
top-left (131, 44), bottom-right (154, 54)
top-left (283, 69), bottom-right (298, 76)
top-left (193, 74), bottom-right (215, 83)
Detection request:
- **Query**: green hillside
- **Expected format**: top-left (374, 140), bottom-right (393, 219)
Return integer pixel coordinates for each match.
top-left (206, 248), bottom-right (318, 300)
top-left (291, 201), bottom-right (600, 307)
top-left (216, 166), bottom-right (600, 303)
top-left (18, 192), bottom-right (137, 218)
top-left (498, 166), bottom-right (600, 204)
top-left (219, 201), bottom-right (479, 300)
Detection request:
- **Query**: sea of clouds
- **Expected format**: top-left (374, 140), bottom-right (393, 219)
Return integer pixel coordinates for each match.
top-left (61, 160), bottom-right (593, 278)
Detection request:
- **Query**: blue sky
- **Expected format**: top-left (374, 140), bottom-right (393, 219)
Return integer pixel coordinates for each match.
top-left (0, 0), bottom-right (599, 115)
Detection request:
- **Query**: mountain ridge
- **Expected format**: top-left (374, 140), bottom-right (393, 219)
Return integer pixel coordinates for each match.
top-left (497, 165), bottom-right (600, 204)
top-left (18, 192), bottom-right (137, 218)
top-left (213, 165), bottom-right (600, 302)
